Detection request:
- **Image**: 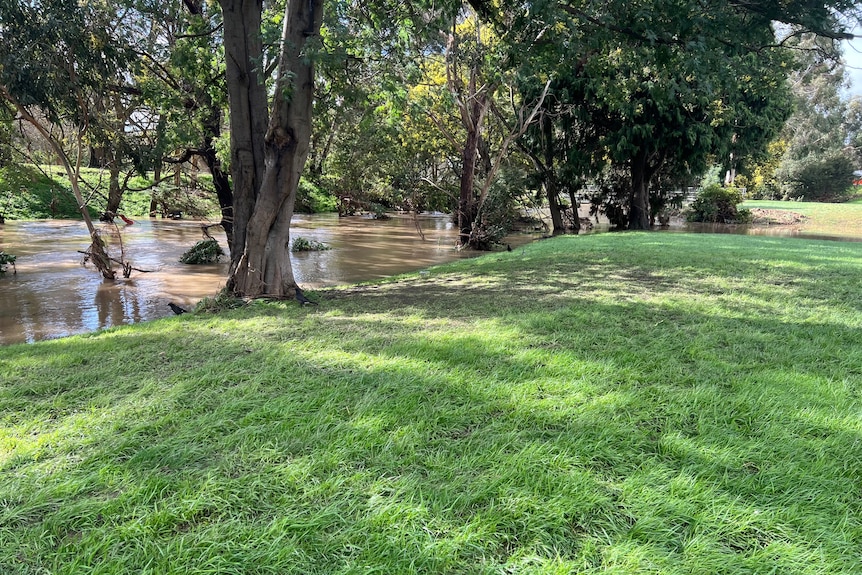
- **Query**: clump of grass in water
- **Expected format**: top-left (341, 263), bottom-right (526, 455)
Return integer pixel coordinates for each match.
top-left (0, 250), bottom-right (15, 273)
top-left (291, 236), bottom-right (331, 252)
top-left (179, 238), bottom-right (224, 264)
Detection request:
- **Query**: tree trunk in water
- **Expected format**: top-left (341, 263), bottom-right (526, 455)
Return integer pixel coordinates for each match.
top-left (105, 162), bottom-right (122, 217)
top-left (200, 98), bottom-right (234, 249)
top-left (458, 122), bottom-right (481, 245)
top-left (222, 0), bottom-right (323, 298)
top-left (542, 114), bottom-right (566, 235)
top-left (219, 0), bottom-right (268, 275)
top-left (204, 146), bottom-right (234, 249)
top-left (629, 148), bottom-right (651, 230)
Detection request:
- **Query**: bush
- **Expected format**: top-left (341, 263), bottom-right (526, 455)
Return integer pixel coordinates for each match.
top-left (777, 151), bottom-right (855, 202)
top-left (686, 184), bottom-right (752, 224)
top-left (0, 250), bottom-right (15, 273)
top-left (291, 236), bottom-right (331, 252)
top-left (295, 178), bottom-right (337, 213)
top-left (179, 239), bottom-right (225, 264)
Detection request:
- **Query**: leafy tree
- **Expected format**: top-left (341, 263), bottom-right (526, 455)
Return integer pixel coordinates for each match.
top-left (479, 0), bottom-right (860, 228)
top-left (776, 36), bottom-right (857, 201)
top-left (0, 0), bottom-right (135, 278)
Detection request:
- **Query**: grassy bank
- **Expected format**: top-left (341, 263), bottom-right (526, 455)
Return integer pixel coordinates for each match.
top-left (742, 199), bottom-right (862, 236)
top-left (0, 165), bottom-right (219, 220)
top-left (0, 165), bottom-right (335, 221)
top-left (2, 232), bottom-right (861, 574)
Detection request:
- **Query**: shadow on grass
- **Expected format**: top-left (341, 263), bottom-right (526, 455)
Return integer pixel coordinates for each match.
top-left (2, 233), bottom-right (862, 573)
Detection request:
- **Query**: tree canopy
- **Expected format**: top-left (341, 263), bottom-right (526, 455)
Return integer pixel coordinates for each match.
top-left (1, 0), bottom-right (861, 291)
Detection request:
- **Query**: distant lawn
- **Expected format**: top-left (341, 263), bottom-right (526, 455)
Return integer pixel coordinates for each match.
top-left (0, 165), bottom-right (88, 219)
top-left (0, 165), bottom-right (219, 220)
top-left (741, 199), bottom-right (862, 237)
top-left (2, 232), bottom-right (862, 574)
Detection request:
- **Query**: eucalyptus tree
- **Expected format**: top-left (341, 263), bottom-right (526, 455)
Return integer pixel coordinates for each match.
top-left (0, 0), bottom-right (135, 278)
top-left (777, 36), bottom-right (858, 200)
top-left (215, 0), bottom-right (324, 298)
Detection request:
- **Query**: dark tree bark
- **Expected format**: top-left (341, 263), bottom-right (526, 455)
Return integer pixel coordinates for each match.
top-left (629, 147), bottom-right (651, 230)
top-left (219, 0), bottom-right (268, 273)
top-left (456, 81), bottom-right (493, 246)
top-left (105, 162), bottom-right (122, 217)
top-left (458, 110), bottom-right (482, 243)
top-left (542, 114), bottom-right (568, 234)
top-left (628, 146), bottom-right (666, 230)
top-left (220, 0), bottom-right (323, 298)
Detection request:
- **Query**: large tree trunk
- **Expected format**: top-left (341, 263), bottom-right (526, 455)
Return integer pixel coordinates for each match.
top-left (457, 84), bottom-right (492, 246)
top-left (542, 114), bottom-right (568, 235)
top-left (628, 147), bottom-right (651, 230)
top-left (219, 0), bottom-right (268, 274)
top-left (222, 0), bottom-right (323, 298)
top-left (458, 118), bottom-right (481, 244)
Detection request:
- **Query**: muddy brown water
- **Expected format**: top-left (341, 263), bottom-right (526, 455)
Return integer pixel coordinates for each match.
top-left (0, 213), bottom-right (484, 345)
top-left (2, 212), bottom-right (859, 345)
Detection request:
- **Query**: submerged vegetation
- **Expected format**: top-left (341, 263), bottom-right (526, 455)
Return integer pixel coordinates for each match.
top-left (1, 232), bottom-right (860, 573)
top-left (179, 238), bottom-right (225, 264)
top-left (291, 236), bottom-right (332, 252)
top-left (0, 249), bottom-right (15, 273)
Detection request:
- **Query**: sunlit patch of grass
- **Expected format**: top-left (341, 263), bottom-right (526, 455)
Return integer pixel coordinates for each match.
top-left (742, 199), bottom-right (862, 237)
top-left (2, 232), bottom-right (862, 573)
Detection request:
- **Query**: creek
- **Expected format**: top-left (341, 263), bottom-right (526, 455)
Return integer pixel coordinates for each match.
top-left (2, 211), bottom-right (859, 345)
top-left (0, 213), bottom-right (482, 345)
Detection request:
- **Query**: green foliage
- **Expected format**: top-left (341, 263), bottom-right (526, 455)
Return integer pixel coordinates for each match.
top-left (686, 184), bottom-right (752, 223)
top-left (773, 36), bottom-right (858, 203)
top-left (777, 150), bottom-right (856, 202)
top-left (295, 178), bottom-right (337, 213)
top-left (0, 250), bottom-right (15, 273)
top-left (179, 239), bottom-right (225, 264)
top-left (0, 166), bottom-right (221, 220)
top-left (290, 236), bottom-right (332, 252)
top-left (0, 166), bottom-right (93, 219)
top-left (148, 182), bottom-right (220, 220)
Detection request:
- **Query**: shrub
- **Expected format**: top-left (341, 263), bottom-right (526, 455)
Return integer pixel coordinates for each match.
top-left (291, 236), bottom-right (331, 252)
top-left (179, 239), bottom-right (224, 264)
top-left (777, 151), bottom-right (855, 202)
top-left (686, 184), bottom-right (752, 224)
top-left (0, 250), bottom-right (15, 273)
top-left (295, 178), bottom-right (337, 213)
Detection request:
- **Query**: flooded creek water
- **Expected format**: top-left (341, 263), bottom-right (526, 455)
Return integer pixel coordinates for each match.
top-left (0, 214), bottom-right (472, 345)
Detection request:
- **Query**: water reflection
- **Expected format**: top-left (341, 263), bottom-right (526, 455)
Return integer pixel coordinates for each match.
top-left (677, 221), bottom-right (862, 242)
top-left (0, 214), bottom-right (471, 345)
top-left (4, 213), bottom-right (859, 345)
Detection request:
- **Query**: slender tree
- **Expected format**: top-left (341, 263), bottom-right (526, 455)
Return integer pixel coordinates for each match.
top-left (0, 0), bottom-right (134, 278)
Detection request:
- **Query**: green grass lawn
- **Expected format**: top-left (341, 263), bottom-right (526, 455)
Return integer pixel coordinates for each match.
top-left (742, 199), bottom-right (862, 237)
top-left (2, 232), bottom-right (862, 574)
top-left (0, 165), bottom-right (218, 220)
